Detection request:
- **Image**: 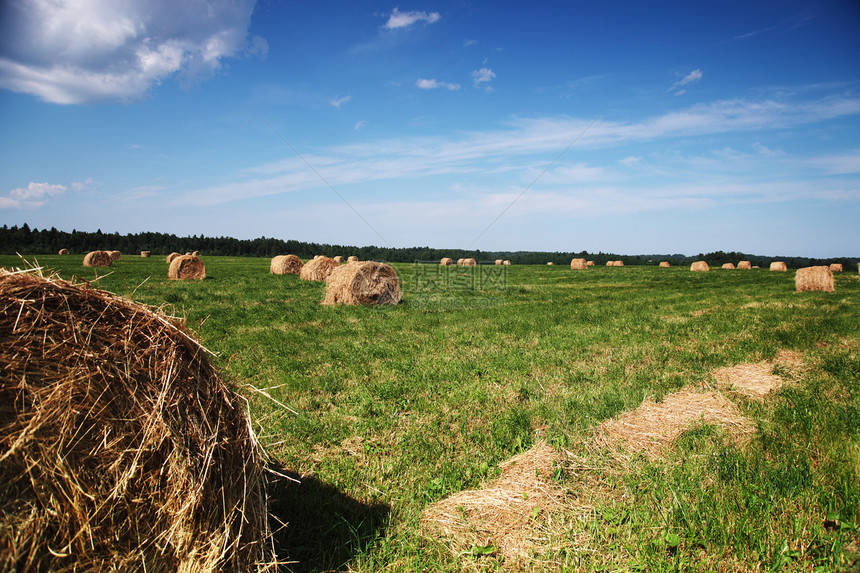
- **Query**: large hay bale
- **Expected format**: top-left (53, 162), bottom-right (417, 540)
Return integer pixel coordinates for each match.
top-left (737, 260), bottom-right (751, 269)
top-left (770, 261), bottom-right (787, 272)
top-left (795, 266), bottom-right (835, 292)
top-left (166, 252), bottom-right (181, 264)
top-left (140, 251), bottom-right (151, 258)
top-left (659, 261), bottom-right (670, 268)
top-left (495, 259), bottom-right (503, 266)
top-left (461, 258), bottom-right (477, 267)
top-left (830, 263), bottom-right (843, 272)
top-left (347, 256), bottom-right (359, 263)
top-left (570, 258), bottom-right (587, 270)
top-left (83, 251), bottom-right (112, 267)
top-left (108, 250), bottom-right (122, 261)
top-left (691, 261), bottom-right (709, 272)
top-left (270, 254), bottom-right (303, 275)
top-left (168, 255), bottom-right (206, 280)
top-left (722, 263), bottom-right (735, 269)
top-left (440, 258), bottom-right (454, 266)
top-left (299, 256), bottom-right (338, 281)
top-left (0, 270), bottom-right (272, 572)
top-left (323, 261), bottom-right (401, 306)
top-left (58, 248), bottom-right (69, 255)
top-left (333, 256), bottom-right (344, 264)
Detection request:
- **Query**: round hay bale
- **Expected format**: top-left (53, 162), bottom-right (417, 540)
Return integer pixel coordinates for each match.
top-left (495, 259), bottom-right (503, 266)
top-left (691, 261), bottom-right (709, 272)
top-left (58, 248), bottom-right (69, 256)
top-left (108, 251), bottom-right (122, 261)
top-left (333, 256), bottom-right (344, 264)
top-left (770, 261), bottom-right (787, 272)
top-left (456, 258), bottom-right (465, 266)
top-left (546, 262), bottom-right (554, 266)
top-left (347, 256), bottom-right (359, 263)
top-left (461, 258), bottom-right (477, 267)
top-left (440, 258), bottom-right (454, 266)
top-left (503, 260), bottom-right (511, 266)
top-left (722, 263), bottom-right (735, 269)
top-left (323, 261), bottom-right (401, 306)
top-left (659, 261), bottom-right (670, 268)
top-left (605, 261), bottom-right (614, 266)
top-left (795, 266), bottom-right (835, 292)
top-left (0, 270), bottom-right (272, 571)
top-left (166, 252), bottom-right (181, 264)
top-left (140, 251), bottom-right (151, 258)
top-left (830, 263), bottom-right (843, 272)
top-left (168, 255), bottom-right (206, 280)
top-left (737, 260), bottom-right (751, 269)
top-left (570, 258), bottom-right (587, 270)
top-left (83, 251), bottom-right (112, 267)
top-left (299, 256), bottom-right (338, 281)
top-left (270, 254), bottom-right (303, 275)
top-left (587, 260), bottom-right (595, 266)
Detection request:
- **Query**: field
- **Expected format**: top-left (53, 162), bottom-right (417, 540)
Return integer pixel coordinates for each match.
top-left (4, 254), bottom-right (859, 572)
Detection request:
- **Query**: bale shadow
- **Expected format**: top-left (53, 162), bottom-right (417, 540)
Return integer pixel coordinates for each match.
top-left (267, 462), bottom-right (390, 572)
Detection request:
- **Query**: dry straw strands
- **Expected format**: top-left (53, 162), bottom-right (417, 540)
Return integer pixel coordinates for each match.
top-left (347, 256), bottom-right (359, 263)
top-left (658, 261), bottom-right (670, 268)
top-left (770, 261), bottom-right (788, 272)
top-left (166, 252), bottom-right (180, 264)
top-left (58, 248), bottom-right (69, 255)
top-left (270, 254), bottom-right (303, 275)
top-left (461, 258), bottom-right (477, 267)
top-left (323, 261), bottom-right (401, 306)
top-left (168, 254), bottom-right (206, 280)
top-left (440, 257), bottom-right (453, 266)
top-left (140, 251), bottom-right (151, 258)
top-left (830, 263), bottom-right (843, 272)
top-left (690, 261), bottom-right (710, 272)
top-left (108, 250), bottom-right (122, 261)
top-left (570, 258), bottom-right (587, 270)
top-left (299, 256), bottom-right (338, 281)
top-left (82, 251), bottom-right (112, 267)
top-left (712, 362), bottom-right (786, 399)
top-left (737, 260), bottom-right (752, 269)
top-left (722, 263), bottom-right (735, 269)
top-left (0, 269), bottom-right (273, 572)
top-left (795, 266), bottom-right (835, 293)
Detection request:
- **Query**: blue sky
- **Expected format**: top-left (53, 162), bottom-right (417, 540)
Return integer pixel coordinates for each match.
top-left (1, 1), bottom-right (859, 257)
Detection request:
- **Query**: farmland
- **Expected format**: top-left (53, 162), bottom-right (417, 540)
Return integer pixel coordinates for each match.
top-left (3, 254), bottom-right (859, 572)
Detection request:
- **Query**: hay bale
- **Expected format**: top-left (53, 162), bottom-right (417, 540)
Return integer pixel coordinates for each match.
top-left (270, 254), bottom-right (303, 275)
top-left (605, 261), bottom-right (614, 267)
top-left (722, 263), bottom-right (735, 269)
top-left (570, 258), bottom-right (587, 270)
top-left (347, 256), bottom-right (359, 263)
top-left (503, 260), bottom-right (511, 266)
top-left (830, 263), bottom-right (843, 272)
top-left (737, 260), bottom-right (751, 269)
top-left (456, 258), bottom-right (465, 266)
top-left (659, 261), bottom-right (670, 268)
top-left (546, 262), bottom-right (554, 266)
top-left (140, 251), bottom-right (151, 258)
top-left (690, 261), bottom-right (709, 272)
top-left (323, 261), bottom-right (401, 306)
top-left (770, 261), bottom-right (787, 272)
top-left (333, 256), bottom-right (344, 264)
top-left (461, 258), bottom-right (477, 267)
top-left (168, 255), bottom-right (206, 280)
top-left (495, 259), bottom-right (503, 266)
top-left (0, 270), bottom-right (272, 572)
top-left (82, 251), bottom-right (112, 267)
top-left (440, 258), bottom-right (453, 266)
top-left (299, 256), bottom-right (338, 281)
top-left (587, 260), bottom-right (595, 266)
top-left (795, 266), bottom-right (835, 292)
top-left (58, 248), bottom-right (69, 256)
top-left (108, 251), bottom-right (122, 261)
top-left (166, 252), bottom-right (180, 264)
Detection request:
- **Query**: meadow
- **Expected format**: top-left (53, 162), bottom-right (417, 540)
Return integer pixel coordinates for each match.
top-left (4, 253), bottom-right (859, 572)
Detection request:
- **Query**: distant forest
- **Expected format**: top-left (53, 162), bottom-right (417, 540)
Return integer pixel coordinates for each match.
top-left (1, 223), bottom-right (856, 269)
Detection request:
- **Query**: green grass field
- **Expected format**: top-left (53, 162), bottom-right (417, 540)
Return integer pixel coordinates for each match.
top-left (5, 254), bottom-right (859, 572)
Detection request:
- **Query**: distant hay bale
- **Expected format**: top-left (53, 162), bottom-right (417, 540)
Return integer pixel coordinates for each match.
top-left (609, 260), bottom-right (624, 267)
top-left (503, 260), bottom-right (511, 266)
top-left (546, 262), bottom-right (554, 266)
top-left (659, 261), bottom-right (670, 268)
top-left (456, 258), bottom-right (465, 266)
top-left (795, 266), bottom-right (835, 293)
top-left (495, 259), bottom-right (503, 266)
top-left (166, 252), bottom-right (180, 264)
top-left (0, 270), bottom-right (272, 572)
top-left (737, 260), bottom-right (751, 269)
top-left (605, 261), bottom-right (614, 267)
top-left (570, 258), bottom-right (587, 270)
top-left (333, 256), bottom-right (344, 264)
top-left (461, 258), bottom-right (477, 267)
top-left (722, 263), bottom-right (735, 269)
top-left (440, 257), bottom-right (454, 266)
top-left (770, 261), bottom-right (787, 272)
top-left (58, 248), bottom-right (69, 255)
top-left (270, 254), bottom-right (303, 275)
top-left (108, 250), bottom-right (122, 261)
top-left (300, 256), bottom-right (338, 281)
top-left (347, 256), bottom-right (359, 263)
top-left (168, 255), bottom-right (206, 280)
top-left (323, 261), bottom-right (401, 306)
top-left (82, 251), bottom-right (112, 267)
top-left (140, 251), bottom-right (151, 258)
top-left (690, 261), bottom-right (709, 272)
top-left (587, 260), bottom-right (595, 266)
top-left (830, 263), bottom-right (843, 272)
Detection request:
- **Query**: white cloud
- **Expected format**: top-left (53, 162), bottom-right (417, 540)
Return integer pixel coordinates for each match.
top-left (330, 95), bottom-right (352, 108)
top-left (354, 120), bottom-right (366, 130)
top-left (472, 67), bottom-right (495, 90)
top-left (0, 0), bottom-right (259, 104)
top-left (669, 68), bottom-right (702, 94)
top-left (2, 181), bottom-right (66, 208)
top-left (384, 7), bottom-right (441, 29)
top-left (807, 150), bottom-right (860, 175)
top-left (416, 78), bottom-right (460, 90)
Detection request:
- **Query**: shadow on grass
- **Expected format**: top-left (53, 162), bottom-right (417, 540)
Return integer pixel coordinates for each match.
top-left (267, 462), bottom-right (390, 572)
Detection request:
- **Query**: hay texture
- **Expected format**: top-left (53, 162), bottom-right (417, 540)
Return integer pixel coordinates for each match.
top-left (108, 250), bottom-right (122, 261)
top-left (0, 269), bottom-right (273, 572)
top-left (82, 251), bottom-right (112, 267)
top-left (58, 249), bottom-right (69, 255)
top-left (712, 362), bottom-right (786, 399)
top-left (440, 258), bottom-right (453, 266)
top-left (690, 261), bottom-right (710, 272)
top-left (166, 252), bottom-right (181, 264)
top-left (830, 263), bottom-right (843, 272)
top-left (168, 255), bottom-right (206, 280)
top-left (323, 261), bottom-right (401, 306)
top-left (333, 256), bottom-right (344, 264)
top-left (270, 254), bottom-right (303, 275)
top-left (795, 266), bottom-right (835, 293)
top-left (659, 261), bottom-right (670, 268)
top-left (722, 263), bottom-right (735, 269)
top-left (140, 251), bottom-right (151, 258)
top-left (461, 258), bottom-right (477, 267)
top-left (770, 261), bottom-right (788, 272)
top-left (570, 258), bottom-right (587, 270)
top-left (347, 256), bottom-right (359, 263)
top-left (299, 256), bottom-right (338, 282)
top-left (737, 260), bottom-right (751, 269)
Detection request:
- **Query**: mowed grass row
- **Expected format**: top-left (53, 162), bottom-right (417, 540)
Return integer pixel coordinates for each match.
top-left (5, 254), bottom-right (859, 571)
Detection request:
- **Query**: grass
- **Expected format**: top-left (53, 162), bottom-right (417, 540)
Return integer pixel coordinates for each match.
top-left (3, 254), bottom-right (859, 571)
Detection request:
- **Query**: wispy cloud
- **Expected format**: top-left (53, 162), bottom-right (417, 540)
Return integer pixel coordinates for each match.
top-left (472, 67), bottom-right (496, 91)
top-left (2, 181), bottom-right (66, 208)
top-left (384, 8), bottom-right (441, 30)
top-left (807, 150), bottom-right (860, 175)
top-left (354, 120), bottom-right (366, 130)
top-left (731, 13), bottom-right (816, 42)
top-left (330, 95), bottom-right (352, 108)
top-left (669, 69), bottom-right (702, 95)
top-left (416, 78), bottom-right (461, 90)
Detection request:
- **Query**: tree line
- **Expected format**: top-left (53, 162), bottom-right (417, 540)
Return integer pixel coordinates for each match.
top-left (0, 224), bottom-right (855, 269)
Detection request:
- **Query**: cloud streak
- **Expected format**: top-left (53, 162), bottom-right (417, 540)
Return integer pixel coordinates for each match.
top-left (416, 78), bottom-right (461, 90)
top-left (383, 8), bottom-right (441, 29)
